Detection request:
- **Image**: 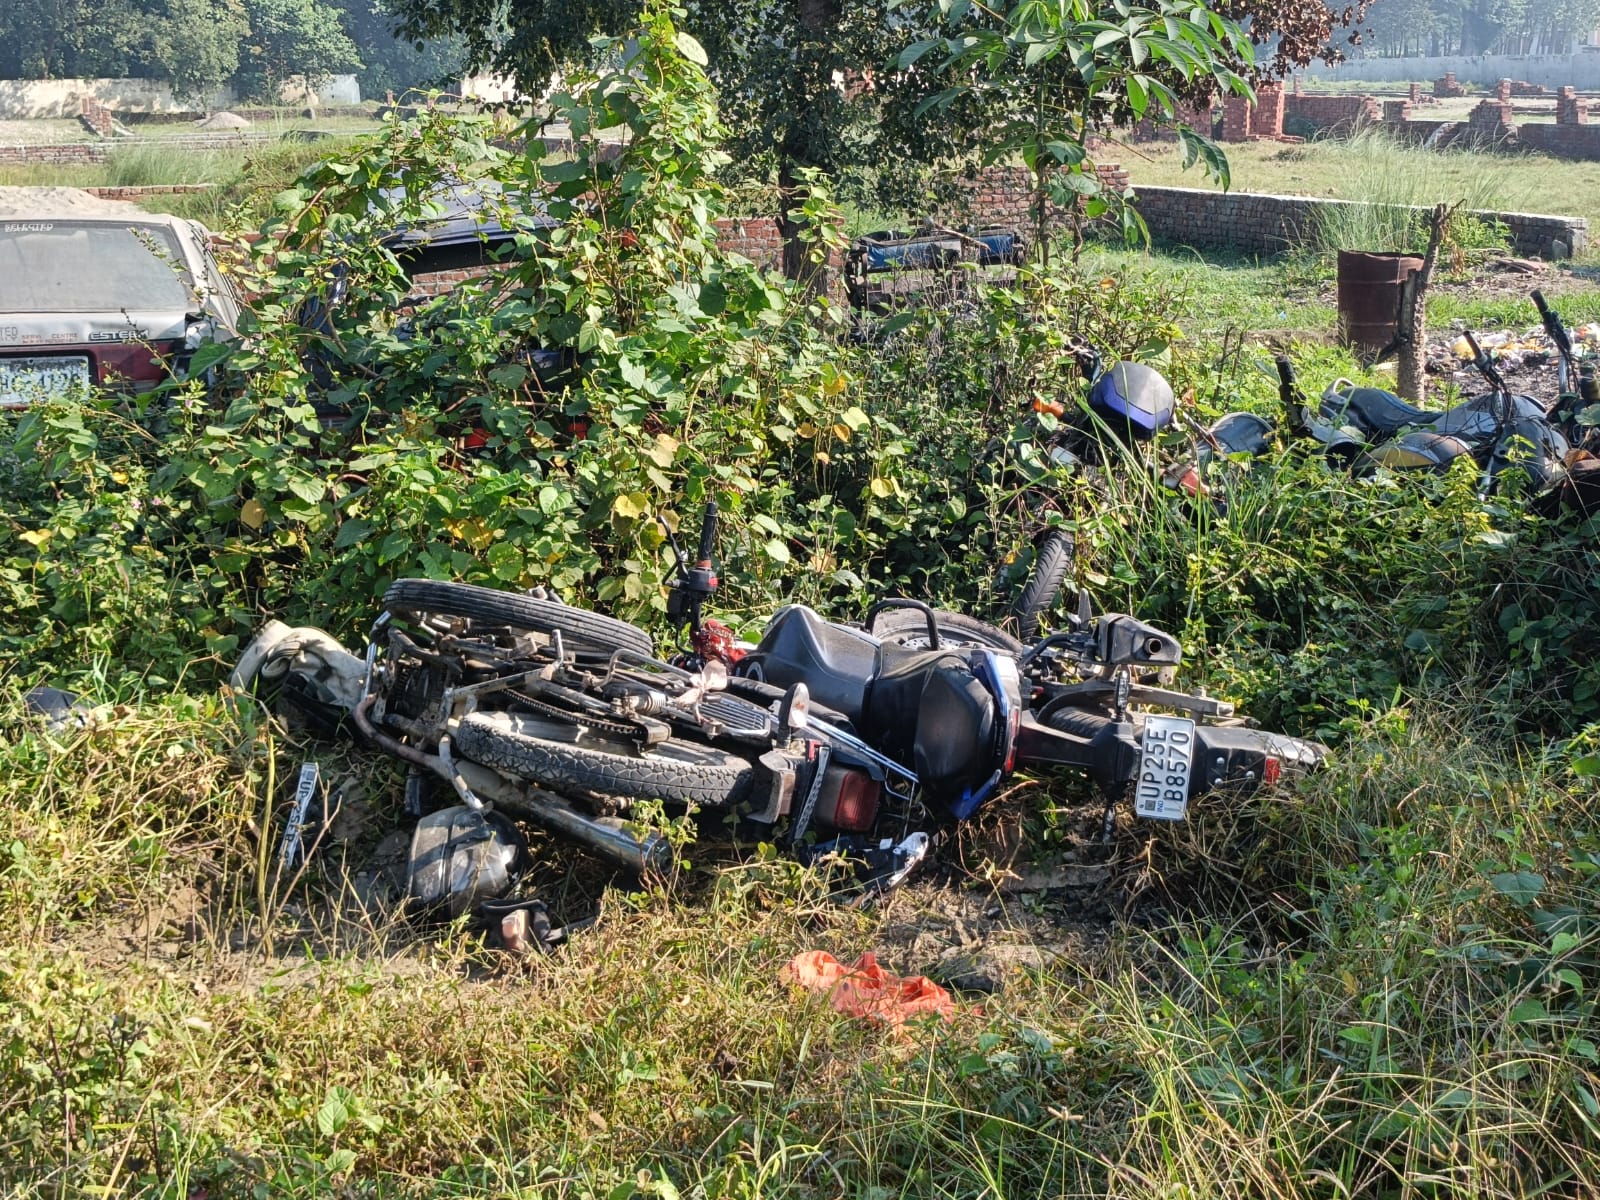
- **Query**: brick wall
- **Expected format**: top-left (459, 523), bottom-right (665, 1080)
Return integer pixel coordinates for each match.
top-left (0, 134), bottom-right (272, 164)
top-left (0, 142), bottom-right (109, 164)
top-left (1519, 123), bottom-right (1600, 157)
top-left (1283, 94), bottom-right (1381, 133)
top-left (1131, 185), bottom-right (1587, 258)
top-left (82, 184), bottom-right (214, 199)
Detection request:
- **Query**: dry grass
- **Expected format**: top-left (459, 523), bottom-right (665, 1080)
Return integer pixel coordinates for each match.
top-left (2, 687), bottom-right (1598, 1197)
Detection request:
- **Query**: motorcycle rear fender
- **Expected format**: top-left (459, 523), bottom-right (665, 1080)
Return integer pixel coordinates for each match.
top-left (1193, 724), bottom-right (1326, 791)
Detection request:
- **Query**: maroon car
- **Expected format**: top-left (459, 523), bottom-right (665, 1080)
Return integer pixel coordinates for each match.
top-left (0, 211), bottom-right (241, 408)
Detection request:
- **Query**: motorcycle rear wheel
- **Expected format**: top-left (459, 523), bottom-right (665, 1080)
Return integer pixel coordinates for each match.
top-left (453, 711), bottom-right (755, 808)
top-left (867, 608), bottom-right (1023, 654)
top-left (384, 579), bottom-right (653, 658)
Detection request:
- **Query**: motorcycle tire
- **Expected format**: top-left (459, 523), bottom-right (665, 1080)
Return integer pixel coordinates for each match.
top-left (452, 711), bottom-right (755, 808)
top-left (867, 608), bottom-right (1024, 655)
top-left (384, 579), bottom-right (653, 658)
top-left (1010, 530), bottom-right (1075, 642)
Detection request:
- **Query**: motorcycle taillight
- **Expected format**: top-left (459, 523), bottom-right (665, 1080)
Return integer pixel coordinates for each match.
top-left (816, 766), bottom-right (881, 833)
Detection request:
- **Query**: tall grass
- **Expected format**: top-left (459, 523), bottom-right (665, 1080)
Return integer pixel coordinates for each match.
top-left (102, 143), bottom-right (238, 188)
top-left (1293, 128), bottom-right (1531, 257)
top-left (2, 690), bottom-right (1597, 1197)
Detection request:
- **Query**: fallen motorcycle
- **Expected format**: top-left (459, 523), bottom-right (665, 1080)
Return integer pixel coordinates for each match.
top-left (325, 502), bottom-right (1323, 921)
top-left (1195, 291), bottom-right (1600, 504)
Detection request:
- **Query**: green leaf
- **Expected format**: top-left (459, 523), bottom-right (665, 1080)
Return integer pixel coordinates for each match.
top-left (840, 405), bottom-right (870, 432)
top-left (1023, 39), bottom-right (1056, 67)
top-left (1491, 871), bottom-right (1546, 905)
top-left (898, 39), bottom-right (943, 69)
top-left (286, 475), bottom-right (326, 505)
top-left (619, 357), bottom-right (647, 390)
top-left (1573, 755), bottom-right (1600, 777)
top-left (674, 30), bottom-right (709, 66)
top-left (316, 1090), bottom-right (350, 1137)
top-left (184, 341), bottom-right (232, 377)
top-left (764, 538), bottom-right (792, 564)
top-left (1509, 998), bottom-right (1550, 1024)
top-left (698, 280), bottom-right (727, 316)
top-left (333, 519), bottom-right (372, 550)
top-left (488, 364), bottom-right (529, 389)
top-left (1126, 73), bottom-right (1149, 117)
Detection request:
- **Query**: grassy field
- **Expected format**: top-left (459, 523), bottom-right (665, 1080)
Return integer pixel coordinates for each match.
top-left (5, 104), bottom-right (1600, 1196)
top-left (1123, 132), bottom-right (1600, 228)
top-left (5, 679), bottom-right (1598, 1197)
top-left (0, 135), bottom-right (370, 224)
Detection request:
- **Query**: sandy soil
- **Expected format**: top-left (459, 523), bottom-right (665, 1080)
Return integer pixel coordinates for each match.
top-left (0, 185), bottom-right (141, 215)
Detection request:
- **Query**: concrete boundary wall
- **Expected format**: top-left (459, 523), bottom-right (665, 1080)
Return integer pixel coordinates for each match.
top-left (0, 76), bottom-right (361, 118)
top-left (1304, 53), bottom-right (1600, 89)
top-left (1131, 186), bottom-right (1587, 258)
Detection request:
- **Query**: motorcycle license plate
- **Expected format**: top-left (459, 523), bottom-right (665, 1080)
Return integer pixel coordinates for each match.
top-left (0, 356), bottom-right (90, 408)
top-left (1135, 715), bottom-right (1195, 821)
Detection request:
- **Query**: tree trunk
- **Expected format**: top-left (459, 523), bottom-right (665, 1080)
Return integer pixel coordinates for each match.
top-left (1396, 203), bottom-right (1452, 403)
top-left (777, 159), bottom-right (828, 298)
top-left (775, 0), bottom-right (843, 291)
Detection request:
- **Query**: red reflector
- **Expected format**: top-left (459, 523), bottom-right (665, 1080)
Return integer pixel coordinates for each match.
top-left (832, 772), bottom-right (880, 833)
top-left (1262, 756), bottom-right (1281, 787)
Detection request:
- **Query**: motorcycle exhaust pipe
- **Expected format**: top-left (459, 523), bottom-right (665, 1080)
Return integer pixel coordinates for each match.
top-left (453, 760), bottom-right (673, 875)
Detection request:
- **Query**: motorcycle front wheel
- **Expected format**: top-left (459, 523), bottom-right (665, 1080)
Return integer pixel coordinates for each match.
top-left (452, 711), bottom-right (756, 808)
top-left (384, 579), bottom-right (653, 658)
top-left (1010, 529), bottom-right (1075, 642)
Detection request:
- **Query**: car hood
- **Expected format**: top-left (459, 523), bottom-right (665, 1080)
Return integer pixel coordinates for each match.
top-left (0, 309), bottom-right (217, 349)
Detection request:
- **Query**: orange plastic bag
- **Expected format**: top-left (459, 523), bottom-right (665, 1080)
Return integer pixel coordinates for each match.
top-left (782, 950), bottom-right (956, 1031)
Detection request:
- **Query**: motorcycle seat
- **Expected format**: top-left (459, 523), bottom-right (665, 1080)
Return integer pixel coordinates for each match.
top-left (1329, 385), bottom-right (1549, 442)
top-left (746, 604), bottom-right (880, 723)
top-left (745, 605), bottom-right (1000, 803)
top-left (1325, 386), bottom-right (1437, 436)
top-left (864, 646), bottom-right (996, 802)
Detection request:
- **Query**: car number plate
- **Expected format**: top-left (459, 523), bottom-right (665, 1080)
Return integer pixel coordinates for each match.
top-left (0, 356), bottom-right (91, 408)
top-left (1135, 714), bottom-right (1196, 821)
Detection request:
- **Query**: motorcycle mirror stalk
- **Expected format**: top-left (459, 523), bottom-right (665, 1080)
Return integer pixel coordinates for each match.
top-left (662, 502), bottom-right (720, 637)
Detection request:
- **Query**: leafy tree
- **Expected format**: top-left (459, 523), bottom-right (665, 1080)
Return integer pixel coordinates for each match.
top-left (234, 0), bottom-right (363, 102)
top-left (0, 0), bottom-right (145, 79)
top-left (332, 0), bottom-right (466, 99)
top-left (145, 0), bottom-right (251, 104)
top-left (899, 0), bottom-right (1254, 263)
top-left (384, 0), bottom-right (1379, 280)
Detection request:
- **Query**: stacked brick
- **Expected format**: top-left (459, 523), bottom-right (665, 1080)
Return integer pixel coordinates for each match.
top-left (0, 142), bottom-right (107, 164)
top-left (1558, 86), bottom-right (1588, 124)
top-left (1465, 99), bottom-right (1516, 145)
top-left (78, 96), bottom-right (115, 138)
top-left (82, 185), bottom-right (214, 199)
top-left (1434, 73), bottom-right (1465, 98)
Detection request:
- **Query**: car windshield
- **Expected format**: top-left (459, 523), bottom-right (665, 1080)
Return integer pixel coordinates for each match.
top-left (0, 220), bottom-right (194, 313)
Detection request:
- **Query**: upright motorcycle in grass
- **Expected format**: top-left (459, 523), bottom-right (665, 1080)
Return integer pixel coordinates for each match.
top-left (993, 344), bottom-right (1184, 640)
top-left (349, 503), bottom-right (1323, 918)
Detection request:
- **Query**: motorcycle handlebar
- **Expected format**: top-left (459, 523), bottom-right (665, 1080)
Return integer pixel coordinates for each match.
top-left (1275, 355), bottom-right (1296, 388)
top-left (1533, 289), bottom-right (1576, 361)
top-left (696, 502), bottom-right (718, 565)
